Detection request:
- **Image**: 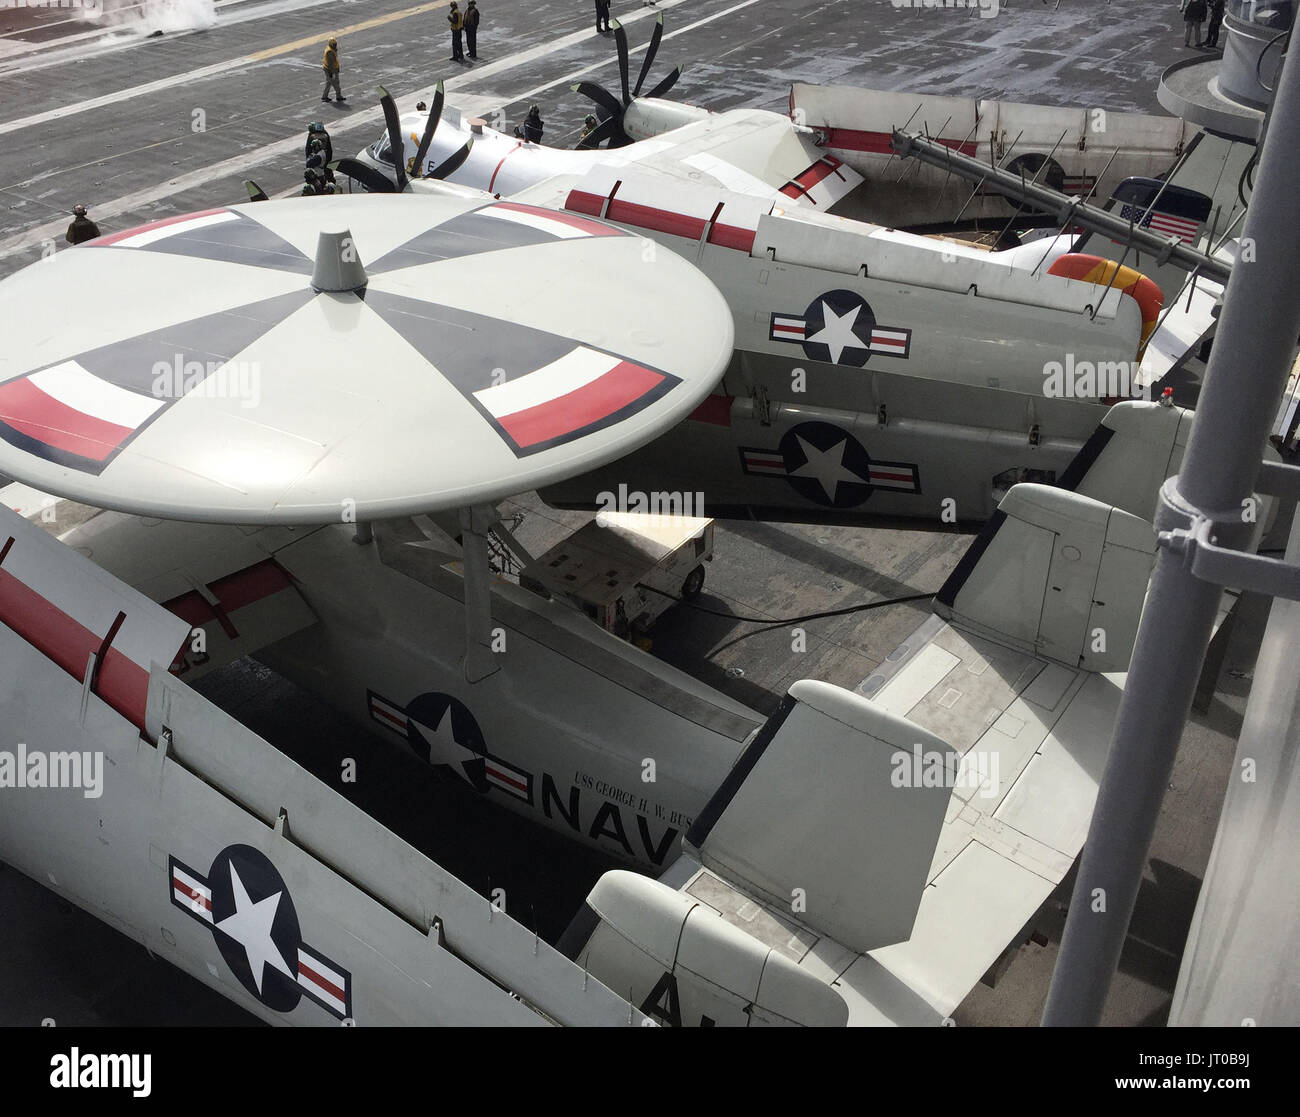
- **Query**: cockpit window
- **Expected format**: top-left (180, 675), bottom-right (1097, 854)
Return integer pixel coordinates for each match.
top-left (369, 128), bottom-right (394, 165)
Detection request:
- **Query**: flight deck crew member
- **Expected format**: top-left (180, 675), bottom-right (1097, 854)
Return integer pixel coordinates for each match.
top-left (448, 2), bottom-right (465, 62)
top-left (1182, 0), bottom-right (1208, 48)
top-left (517, 104), bottom-right (543, 143)
top-left (65, 204), bottom-right (100, 245)
top-left (578, 113), bottom-right (600, 148)
top-left (465, 1), bottom-right (480, 59)
top-left (1204, 0), bottom-right (1226, 48)
top-left (594, 0), bottom-right (611, 33)
top-left (322, 38), bottom-right (345, 102)
top-left (305, 121), bottom-right (334, 170)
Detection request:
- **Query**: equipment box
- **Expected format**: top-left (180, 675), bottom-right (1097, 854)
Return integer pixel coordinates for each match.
top-left (522, 512), bottom-right (713, 639)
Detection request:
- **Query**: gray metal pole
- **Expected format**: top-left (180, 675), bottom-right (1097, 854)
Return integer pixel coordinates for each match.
top-left (1042, 46), bottom-right (1300, 1026)
top-left (889, 129), bottom-right (1232, 284)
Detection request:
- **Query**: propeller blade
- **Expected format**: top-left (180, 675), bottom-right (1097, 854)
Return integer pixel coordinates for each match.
top-left (243, 180), bottom-right (269, 202)
top-left (576, 117), bottom-right (618, 150)
top-left (644, 63), bottom-right (683, 102)
top-left (331, 157), bottom-right (398, 193)
top-left (378, 85), bottom-right (408, 192)
top-left (428, 136), bottom-right (473, 181)
top-left (633, 13), bottom-right (663, 98)
top-left (410, 81), bottom-right (445, 179)
top-left (571, 80), bottom-right (623, 120)
top-left (612, 19), bottom-right (631, 105)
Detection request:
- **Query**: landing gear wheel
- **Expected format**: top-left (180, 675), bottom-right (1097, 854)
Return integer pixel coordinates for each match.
top-left (681, 565), bottom-right (705, 600)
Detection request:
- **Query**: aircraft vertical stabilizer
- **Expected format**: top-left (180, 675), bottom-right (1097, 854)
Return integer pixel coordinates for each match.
top-left (682, 679), bottom-right (954, 954)
top-left (934, 484), bottom-right (1155, 672)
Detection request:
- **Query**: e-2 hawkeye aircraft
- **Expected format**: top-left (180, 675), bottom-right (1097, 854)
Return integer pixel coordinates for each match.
top-left (310, 18), bottom-right (1190, 528)
top-left (0, 185), bottom-right (1273, 1024)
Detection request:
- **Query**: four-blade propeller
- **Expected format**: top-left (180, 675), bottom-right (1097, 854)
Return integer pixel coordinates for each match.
top-left (331, 83), bottom-right (473, 193)
top-left (574, 15), bottom-right (682, 149)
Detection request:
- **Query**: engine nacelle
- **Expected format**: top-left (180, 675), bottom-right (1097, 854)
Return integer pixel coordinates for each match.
top-left (622, 98), bottom-right (710, 142)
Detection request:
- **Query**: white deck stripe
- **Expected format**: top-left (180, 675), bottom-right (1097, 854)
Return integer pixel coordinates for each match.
top-left (28, 362), bottom-right (164, 428)
top-left (0, 0), bottom-right (773, 263)
top-left (0, 1), bottom-right (690, 261)
top-left (474, 347), bottom-right (618, 418)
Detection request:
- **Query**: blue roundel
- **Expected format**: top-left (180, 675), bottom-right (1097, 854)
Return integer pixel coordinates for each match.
top-left (207, 844), bottom-right (303, 1013)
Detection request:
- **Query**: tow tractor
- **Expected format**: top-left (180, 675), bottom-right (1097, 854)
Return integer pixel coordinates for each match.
top-left (521, 511), bottom-right (713, 640)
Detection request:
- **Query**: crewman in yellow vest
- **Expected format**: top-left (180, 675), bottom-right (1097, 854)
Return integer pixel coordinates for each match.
top-left (321, 38), bottom-right (345, 103)
top-left (448, 2), bottom-right (465, 63)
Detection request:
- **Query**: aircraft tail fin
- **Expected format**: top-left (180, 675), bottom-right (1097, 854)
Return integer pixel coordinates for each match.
top-left (561, 678), bottom-right (958, 1025)
top-left (683, 680), bottom-right (953, 953)
top-left (935, 483), bottom-right (1156, 671)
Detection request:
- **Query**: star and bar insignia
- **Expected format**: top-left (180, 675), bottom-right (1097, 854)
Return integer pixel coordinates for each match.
top-left (739, 420), bottom-right (920, 508)
top-left (170, 844), bottom-right (353, 1021)
top-left (768, 289), bottom-right (911, 368)
top-left (369, 689), bottom-right (534, 805)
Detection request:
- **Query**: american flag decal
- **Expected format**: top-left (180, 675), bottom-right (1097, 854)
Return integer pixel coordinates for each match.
top-left (1118, 203), bottom-right (1201, 244)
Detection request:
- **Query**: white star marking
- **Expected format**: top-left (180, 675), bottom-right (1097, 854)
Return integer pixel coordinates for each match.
top-left (410, 702), bottom-right (469, 762)
top-left (804, 301), bottom-right (867, 364)
top-left (215, 861), bottom-right (294, 994)
top-left (790, 435), bottom-right (868, 502)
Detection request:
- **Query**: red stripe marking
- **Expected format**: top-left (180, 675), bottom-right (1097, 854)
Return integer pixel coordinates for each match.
top-left (162, 590), bottom-right (213, 628)
top-left (487, 144), bottom-right (521, 194)
top-left (0, 378), bottom-right (134, 462)
top-left (493, 200), bottom-right (622, 237)
top-left (688, 394), bottom-right (733, 427)
top-left (564, 188), bottom-right (606, 217)
top-left (207, 559), bottom-right (293, 613)
top-left (870, 469), bottom-right (915, 483)
top-left (372, 705), bottom-right (407, 729)
top-left (161, 560), bottom-right (292, 638)
top-left (747, 456), bottom-right (786, 469)
top-left (705, 222), bottom-right (756, 252)
top-left (794, 160), bottom-right (838, 189)
top-left (173, 879), bottom-right (212, 910)
top-left (299, 961), bottom-right (346, 1002)
top-left (870, 335), bottom-right (908, 350)
top-left (780, 182), bottom-right (805, 200)
top-left (772, 323), bottom-right (805, 337)
top-left (497, 361), bottom-right (664, 448)
top-left (823, 127), bottom-right (978, 157)
top-left (0, 569), bottom-right (158, 730)
top-left (90, 207), bottom-right (228, 247)
top-left (487, 765), bottom-right (528, 793)
top-left (604, 198), bottom-right (707, 240)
